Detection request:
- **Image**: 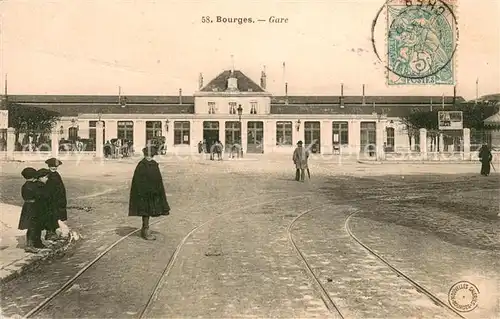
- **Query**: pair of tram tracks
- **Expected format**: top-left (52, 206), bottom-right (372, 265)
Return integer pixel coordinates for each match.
top-left (23, 190), bottom-right (312, 319)
top-left (23, 185), bottom-right (473, 318)
top-left (287, 201), bottom-right (467, 319)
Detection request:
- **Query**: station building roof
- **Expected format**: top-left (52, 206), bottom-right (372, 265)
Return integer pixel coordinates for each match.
top-left (2, 94), bottom-right (464, 118)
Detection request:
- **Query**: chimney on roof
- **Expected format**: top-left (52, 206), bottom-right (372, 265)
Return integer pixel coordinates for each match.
top-left (260, 66), bottom-right (267, 89)
top-left (199, 73), bottom-right (203, 89)
top-left (362, 84), bottom-right (366, 106)
top-left (179, 88), bottom-right (182, 104)
top-left (453, 85), bottom-right (457, 105)
top-left (285, 82), bottom-right (288, 105)
top-left (1, 74), bottom-right (7, 110)
top-left (340, 83), bottom-right (344, 108)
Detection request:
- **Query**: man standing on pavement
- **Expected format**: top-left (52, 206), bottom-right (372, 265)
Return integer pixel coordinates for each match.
top-left (293, 140), bottom-right (310, 182)
top-left (129, 146), bottom-right (170, 240)
top-left (44, 157), bottom-right (67, 241)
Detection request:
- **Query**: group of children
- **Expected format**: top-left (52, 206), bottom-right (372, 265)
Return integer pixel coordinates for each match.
top-left (18, 157), bottom-right (68, 253)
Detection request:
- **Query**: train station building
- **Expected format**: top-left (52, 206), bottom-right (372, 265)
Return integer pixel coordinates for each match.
top-left (1, 68), bottom-right (468, 157)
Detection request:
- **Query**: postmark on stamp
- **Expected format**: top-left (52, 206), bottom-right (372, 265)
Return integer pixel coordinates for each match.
top-left (383, 0), bottom-right (458, 85)
top-left (448, 281), bottom-right (480, 312)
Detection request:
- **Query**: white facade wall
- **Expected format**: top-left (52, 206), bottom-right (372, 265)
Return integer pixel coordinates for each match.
top-left (48, 95), bottom-right (422, 156)
top-left (54, 115), bottom-right (399, 155)
top-left (195, 95), bottom-right (271, 115)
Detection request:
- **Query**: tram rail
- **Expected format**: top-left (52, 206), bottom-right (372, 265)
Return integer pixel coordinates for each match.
top-left (288, 200), bottom-right (468, 319)
top-left (23, 192), bottom-right (309, 319)
top-left (344, 211), bottom-right (467, 318)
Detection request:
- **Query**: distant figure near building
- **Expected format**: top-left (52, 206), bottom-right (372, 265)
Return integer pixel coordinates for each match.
top-left (45, 157), bottom-right (67, 241)
top-left (478, 144), bottom-right (493, 176)
top-left (129, 146), bottom-right (170, 240)
top-left (211, 141), bottom-right (223, 161)
top-left (293, 141), bottom-right (310, 182)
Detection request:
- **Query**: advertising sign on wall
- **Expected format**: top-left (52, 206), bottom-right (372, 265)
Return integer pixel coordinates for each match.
top-left (438, 111), bottom-right (463, 130)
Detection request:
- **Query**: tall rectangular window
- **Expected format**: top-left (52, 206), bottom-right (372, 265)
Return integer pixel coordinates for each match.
top-left (276, 121), bottom-right (292, 145)
top-left (386, 127), bottom-right (395, 152)
top-left (117, 121), bottom-right (134, 143)
top-left (208, 102), bottom-right (216, 114)
top-left (68, 127), bottom-right (79, 142)
top-left (146, 121), bottom-right (162, 143)
top-left (89, 121), bottom-right (106, 150)
top-left (360, 121), bottom-right (376, 151)
top-left (250, 101), bottom-right (258, 114)
top-left (229, 102), bottom-right (237, 114)
top-left (174, 121), bottom-right (190, 145)
top-left (332, 121), bottom-right (349, 145)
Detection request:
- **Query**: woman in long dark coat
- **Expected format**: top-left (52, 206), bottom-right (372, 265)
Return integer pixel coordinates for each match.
top-left (44, 157), bottom-right (67, 240)
top-left (129, 146), bottom-right (170, 240)
top-left (478, 144), bottom-right (493, 176)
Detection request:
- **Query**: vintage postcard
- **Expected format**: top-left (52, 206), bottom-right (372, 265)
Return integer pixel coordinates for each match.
top-left (0, 1), bottom-right (498, 319)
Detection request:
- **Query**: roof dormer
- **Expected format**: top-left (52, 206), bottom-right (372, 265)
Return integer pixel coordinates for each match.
top-left (226, 72), bottom-right (239, 91)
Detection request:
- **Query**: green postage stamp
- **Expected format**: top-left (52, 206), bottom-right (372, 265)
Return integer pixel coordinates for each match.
top-left (386, 0), bottom-right (458, 85)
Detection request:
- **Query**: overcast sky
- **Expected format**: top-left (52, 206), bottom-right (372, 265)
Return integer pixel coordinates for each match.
top-left (1, 0), bottom-right (498, 100)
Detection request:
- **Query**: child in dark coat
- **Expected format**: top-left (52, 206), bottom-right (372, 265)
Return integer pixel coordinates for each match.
top-left (19, 168), bottom-right (51, 252)
top-left (44, 157), bottom-right (67, 240)
top-left (19, 167), bottom-right (40, 253)
top-left (33, 168), bottom-right (53, 248)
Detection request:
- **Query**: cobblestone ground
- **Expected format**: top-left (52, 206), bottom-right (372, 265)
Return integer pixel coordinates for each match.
top-left (145, 197), bottom-right (331, 319)
top-left (0, 159), bottom-right (498, 318)
top-left (291, 205), bottom-right (457, 319)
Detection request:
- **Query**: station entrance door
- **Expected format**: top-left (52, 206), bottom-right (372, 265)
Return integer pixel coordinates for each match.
top-left (203, 121), bottom-right (219, 153)
top-left (247, 121), bottom-right (264, 153)
top-left (225, 121), bottom-right (241, 153)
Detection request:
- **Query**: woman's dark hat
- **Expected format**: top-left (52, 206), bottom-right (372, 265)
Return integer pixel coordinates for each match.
top-left (36, 168), bottom-right (51, 178)
top-left (297, 140), bottom-right (303, 145)
top-left (45, 158), bottom-right (62, 167)
top-left (21, 167), bottom-right (37, 179)
top-left (142, 146), bottom-right (158, 157)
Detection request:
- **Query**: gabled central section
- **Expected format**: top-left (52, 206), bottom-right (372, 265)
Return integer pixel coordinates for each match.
top-left (200, 70), bottom-right (265, 93)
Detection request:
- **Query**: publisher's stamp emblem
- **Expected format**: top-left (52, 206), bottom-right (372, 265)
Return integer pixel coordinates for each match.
top-left (448, 281), bottom-right (480, 312)
top-left (386, 0), bottom-right (458, 85)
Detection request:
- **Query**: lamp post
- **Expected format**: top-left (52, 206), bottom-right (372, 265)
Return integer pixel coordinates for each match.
top-left (237, 104), bottom-right (243, 158)
top-left (376, 111), bottom-right (385, 161)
